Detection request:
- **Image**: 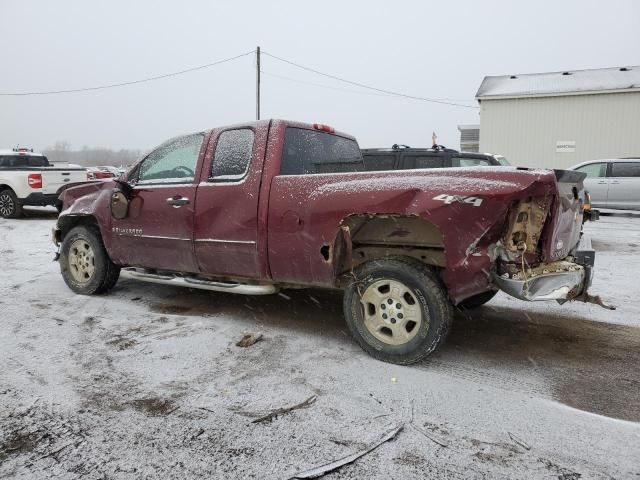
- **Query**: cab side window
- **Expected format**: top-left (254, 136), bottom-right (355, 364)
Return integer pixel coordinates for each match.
top-left (210, 129), bottom-right (255, 181)
top-left (575, 163), bottom-right (606, 178)
top-left (611, 162), bottom-right (640, 177)
top-left (404, 155), bottom-right (443, 169)
top-left (363, 154), bottom-right (396, 171)
top-left (27, 156), bottom-right (49, 167)
top-left (138, 133), bottom-right (204, 184)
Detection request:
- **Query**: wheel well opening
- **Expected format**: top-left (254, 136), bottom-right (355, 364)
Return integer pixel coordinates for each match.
top-left (58, 215), bottom-right (100, 242)
top-left (333, 214), bottom-right (446, 278)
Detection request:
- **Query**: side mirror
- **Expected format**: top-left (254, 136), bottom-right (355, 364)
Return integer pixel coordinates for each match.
top-left (111, 190), bottom-right (129, 220)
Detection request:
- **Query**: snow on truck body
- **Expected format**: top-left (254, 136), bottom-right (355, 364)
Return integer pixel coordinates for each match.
top-left (53, 119), bottom-right (607, 364)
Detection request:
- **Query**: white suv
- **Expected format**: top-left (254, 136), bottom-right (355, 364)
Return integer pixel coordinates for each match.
top-left (0, 148), bottom-right (87, 218)
top-left (569, 158), bottom-right (640, 210)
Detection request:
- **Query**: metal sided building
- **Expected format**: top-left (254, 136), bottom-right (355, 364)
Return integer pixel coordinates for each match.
top-left (457, 124), bottom-right (480, 152)
top-left (476, 66), bottom-right (640, 169)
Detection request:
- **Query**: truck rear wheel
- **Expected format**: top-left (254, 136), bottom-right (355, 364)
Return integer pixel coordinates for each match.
top-left (59, 226), bottom-right (120, 295)
top-left (343, 257), bottom-right (452, 365)
top-left (0, 189), bottom-right (22, 219)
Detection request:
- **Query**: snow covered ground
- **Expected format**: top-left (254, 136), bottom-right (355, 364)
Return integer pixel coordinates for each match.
top-left (1, 209), bottom-right (639, 479)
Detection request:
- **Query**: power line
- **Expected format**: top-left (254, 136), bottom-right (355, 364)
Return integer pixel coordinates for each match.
top-left (261, 70), bottom-right (395, 97)
top-left (0, 50), bottom-right (255, 96)
top-left (262, 51), bottom-right (479, 109)
top-left (263, 69), bottom-right (476, 102)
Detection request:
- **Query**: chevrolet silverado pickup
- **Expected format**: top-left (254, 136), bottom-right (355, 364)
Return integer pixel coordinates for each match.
top-left (53, 120), bottom-right (607, 364)
top-left (0, 148), bottom-right (87, 218)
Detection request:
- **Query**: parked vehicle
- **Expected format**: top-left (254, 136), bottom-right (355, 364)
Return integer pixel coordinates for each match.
top-left (98, 166), bottom-right (122, 177)
top-left (365, 146), bottom-right (601, 223)
top-left (53, 120), bottom-right (607, 364)
top-left (0, 148), bottom-right (87, 218)
top-left (361, 145), bottom-right (510, 172)
top-left (569, 158), bottom-right (640, 210)
top-left (86, 166), bottom-right (118, 180)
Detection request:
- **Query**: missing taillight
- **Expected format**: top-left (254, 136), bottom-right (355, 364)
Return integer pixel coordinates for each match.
top-left (503, 197), bottom-right (550, 254)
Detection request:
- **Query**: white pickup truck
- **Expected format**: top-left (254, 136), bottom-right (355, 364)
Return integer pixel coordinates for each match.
top-left (0, 148), bottom-right (87, 218)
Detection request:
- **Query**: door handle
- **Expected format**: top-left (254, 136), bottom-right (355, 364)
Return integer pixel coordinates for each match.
top-left (610, 181), bottom-right (620, 184)
top-left (597, 181), bottom-right (607, 184)
top-left (166, 195), bottom-right (190, 208)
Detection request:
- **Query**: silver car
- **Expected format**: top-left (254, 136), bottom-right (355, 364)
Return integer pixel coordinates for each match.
top-left (569, 158), bottom-right (640, 210)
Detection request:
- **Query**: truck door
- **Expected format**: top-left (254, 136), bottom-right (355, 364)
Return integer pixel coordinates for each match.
top-left (109, 133), bottom-right (205, 273)
top-left (573, 162), bottom-right (609, 207)
top-left (607, 161), bottom-right (640, 210)
top-left (193, 126), bottom-right (265, 278)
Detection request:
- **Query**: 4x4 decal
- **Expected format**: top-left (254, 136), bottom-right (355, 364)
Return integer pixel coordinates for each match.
top-left (432, 193), bottom-right (483, 207)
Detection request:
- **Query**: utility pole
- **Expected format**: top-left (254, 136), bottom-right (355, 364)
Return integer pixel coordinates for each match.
top-left (256, 46), bottom-right (261, 121)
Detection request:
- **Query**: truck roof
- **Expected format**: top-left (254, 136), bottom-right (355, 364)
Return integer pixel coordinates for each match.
top-left (273, 119), bottom-right (357, 142)
top-left (0, 148), bottom-right (44, 156)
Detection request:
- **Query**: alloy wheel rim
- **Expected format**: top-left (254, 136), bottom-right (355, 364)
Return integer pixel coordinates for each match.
top-left (0, 193), bottom-right (14, 217)
top-left (360, 279), bottom-right (423, 345)
top-left (68, 239), bottom-right (96, 283)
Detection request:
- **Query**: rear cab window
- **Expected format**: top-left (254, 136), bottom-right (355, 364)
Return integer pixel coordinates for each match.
top-left (280, 128), bottom-right (362, 175)
top-left (611, 162), bottom-right (640, 177)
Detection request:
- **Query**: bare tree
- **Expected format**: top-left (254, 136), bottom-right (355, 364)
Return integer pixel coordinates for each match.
top-left (43, 142), bottom-right (142, 167)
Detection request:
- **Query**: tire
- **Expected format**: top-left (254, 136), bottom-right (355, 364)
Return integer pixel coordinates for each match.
top-left (458, 290), bottom-right (498, 310)
top-left (59, 226), bottom-right (120, 295)
top-left (0, 189), bottom-right (23, 219)
top-left (343, 257), bottom-right (453, 365)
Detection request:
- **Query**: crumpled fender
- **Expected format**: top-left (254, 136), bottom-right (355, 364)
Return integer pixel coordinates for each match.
top-left (57, 181), bottom-right (115, 251)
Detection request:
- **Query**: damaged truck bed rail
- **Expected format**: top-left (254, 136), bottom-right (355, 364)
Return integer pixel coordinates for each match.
top-left (53, 119), bottom-right (612, 364)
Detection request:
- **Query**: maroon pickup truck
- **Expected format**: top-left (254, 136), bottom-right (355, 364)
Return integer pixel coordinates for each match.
top-left (53, 119), bottom-right (606, 364)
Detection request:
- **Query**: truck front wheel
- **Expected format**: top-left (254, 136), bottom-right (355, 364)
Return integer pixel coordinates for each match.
top-left (343, 257), bottom-right (452, 365)
top-left (0, 189), bottom-right (22, 219)
top-left (59, 226), bottom-right (120, 295)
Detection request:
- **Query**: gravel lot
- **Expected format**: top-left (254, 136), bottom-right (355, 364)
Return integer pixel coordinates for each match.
top-left (1, 210), bottom-right (639, 479)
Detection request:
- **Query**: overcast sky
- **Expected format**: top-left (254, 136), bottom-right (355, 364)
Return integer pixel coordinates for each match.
top-left (1, 0), bottom-right (638, 152)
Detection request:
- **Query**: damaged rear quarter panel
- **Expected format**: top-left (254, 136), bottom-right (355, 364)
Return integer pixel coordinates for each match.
top-left (267, 167), bottom-right (556, 303)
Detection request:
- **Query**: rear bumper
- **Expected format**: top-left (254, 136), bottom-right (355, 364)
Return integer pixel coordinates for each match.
top-left (493, 267), bottom-right (586, 301)
top-left (492, 235), bottom-right (595, 302)
top-left (19, 192), bottom-right (59, 207)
